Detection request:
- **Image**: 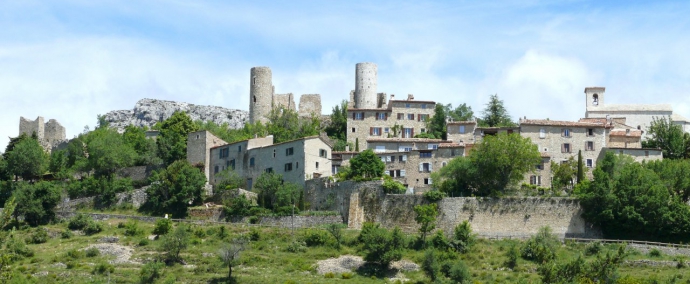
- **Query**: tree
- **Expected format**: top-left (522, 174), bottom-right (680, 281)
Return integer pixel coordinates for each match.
top-left (479, 94), bottom-right (514, 127)
top-left (324, 100), bottom-right (348, 142)
top-left (577, 150), bottom-right (584, 184)
top-left (214, 168), bottom-right (244, 193)
top-left (347, 149), bottom-right (385, 181)
top-left (551, 156), bottom-right (576, 190)
top-left (159, 226), bottom-right (190, 264)
top-left (48, 150), bottom-right (68, 180)
top-left (157, 111), bottom-right (198, 165)
top-left (414, 203), bottom-right (438, 246)
top-left (144, 160), bottom-right (206, 218)
top-left (123, 125), bottom-right (161, 166)
top-left (645, 159), bottom-right (690, 202)
top-left (422, 249), bottom-right (442, 282)
top-left (326, 223), bottom-right (344, 250)
top-left (5, 136), bottom-right (47, 181)
top-left (451, 220), bottom-right (475, 253)
top-left (643, 116), bottom-right (687, 159)
top-left (84, 127), bottom-right (137, 178)
top-left (218, 237), bottom-right (247, 283)
top-left (427, 104), bottom-right (447, 140)
top-left (435, 133), bottom-right (541, 197)
top-left (445, 103), bottom-right (474, 122)
top-left (13, 181), bottom-right (61, 226)
top-left (266, 107), bottom-right (321, 144)
top-left (254, 172), bottom-right (283, 209)
top-left (360, 225), bottom-right (403, 268)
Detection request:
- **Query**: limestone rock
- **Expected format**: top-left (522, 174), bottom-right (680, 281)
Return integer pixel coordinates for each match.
top-left (103, 98), bottom-right (248, 132)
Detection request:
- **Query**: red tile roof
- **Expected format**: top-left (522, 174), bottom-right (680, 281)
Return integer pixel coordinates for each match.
top-left (447, 121), bottom-right (477, 125)
top-left (520, 119), bottom-right (606, 127)
top-left (366, 138), bottom-right (451, 143)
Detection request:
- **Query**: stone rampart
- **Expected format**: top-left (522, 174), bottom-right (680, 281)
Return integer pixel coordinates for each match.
top-left (57, 187), bottom-right (148, 211)
top-left (298, 94), bottom-right (322, 117)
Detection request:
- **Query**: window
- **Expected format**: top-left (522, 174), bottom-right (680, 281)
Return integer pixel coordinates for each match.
top-left (539, 128), bottom-right (546, 139)
top-left (586, 141), bottom-right (594, 151)
top-left (252, 77), bottom-right (256, 86)
top-left (219, 148), bottom-right (229, 158)
top-left (247, 178), bottom-right (253, 189)
top-left (418, 114), bottom-right (429, 121)
top-left (284, 163), bottom-right (293, 171)
top-left (238, 145), bottom-right (242, 152)
top-left (399, 145), bottom-right (413, 152)
top-left (530, 175), bottom-right (542, 185)
top-left (428, 144), bottom-right (438, 150)
top-left (249, 157), bottom-right (255, 167)
top-left (386, 156), bottom-right (392, 162)
top-left (536, 163), bottom-right (544, 170)
top-left (265, 167), bottom-right (273, 173)
top-left (592, 94), bottom-right (599, 105)
top-left (419, 162), bottom-right (432, 172)
top-left (351, 127), bottom-right (356, 133)
top-left (451, 149), bottom-right (456, 157)
top-left (407, 113), bottom-right (414, 120)
top-left (645, 151), bottom-right (649, 157)
top-left (253, 95), bottom-right (256, 103)
top-left (562, 143), bottom-right (571, 153)
top-left (376, 113), bottom-right (387, 120)
top-left (586, 159), bottom-right (593, 168)
top-left (442, 162), bottom-right (447, 167)
top-left (421, 104), bottom-right (427, 109)
top-left (375, 145), bottom-right (386, 152)
top-left (403, 128), bottom-right (413, 138)
top-left (286, 147), bottom-right (294, 156)
top-left (420, 152), bottom-right (432, 158)
top-left (384, 127), bottom-right (389, 133)
top-left (459, 125), bottom-right (466, 134)
top-left (296, 162), bottom-right (299, 168)
top-left (587, 128), bottom-right (594, 136)
top-left (399, 155), bottom-right (407, 162)
top-left (273, 149), bottom-right (276, 158)
top-left (196, 134), bottom-right (200, 139)
top-left (421, 128), bottom-right (426, 133)
top-left (397, 113), bottom-right (404, 120)
top-left (353, 112), bottom-right (364, 120)
top-left (315, 162), bottom-right (319, 169)
top-left (424, 178), bottom-right (432, 185)
top-left (405, 103), bottom-right (411, 108)
top-left (319, 149), bottom-right (327, 157)
top-left (562, 128), bottom-right (571, 137)
top-left (228, 159), bottom-right (235, 170)
top-left (388, 170), bottom-right (395, 177)
top-left (214, 165), bottom-right (219, 173)
top-left (370, 127), bottom-right (382, 136)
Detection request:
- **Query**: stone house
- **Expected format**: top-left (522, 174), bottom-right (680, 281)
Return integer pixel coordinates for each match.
top-left (187, 130), bottom-right (229, 183)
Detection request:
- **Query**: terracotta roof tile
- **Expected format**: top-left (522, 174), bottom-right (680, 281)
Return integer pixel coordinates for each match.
top-left (447, 121), bottom-right (477, 125)
top-left (609, 130), bottom-right (642, 137)
top-left (520, 119), bottom-right (606, 127)
top-left (438, 143), bottom-right (464, 148)
top-left (366, 138), bottom-right (451, 143)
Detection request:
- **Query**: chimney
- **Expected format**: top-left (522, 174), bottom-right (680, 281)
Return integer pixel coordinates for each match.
top-left (407, 94), bottom-right (414, 100)
top-left (390, 94), bottom-right (395, 100)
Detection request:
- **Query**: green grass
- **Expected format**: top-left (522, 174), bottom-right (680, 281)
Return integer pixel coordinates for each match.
top-left (4, 217), bottom-right (689, 283)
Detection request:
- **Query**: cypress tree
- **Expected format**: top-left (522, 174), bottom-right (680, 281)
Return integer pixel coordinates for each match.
top-left (577, 150), bottom-right (584, 183)
top-left (355, 138), bottom-right (360, 152)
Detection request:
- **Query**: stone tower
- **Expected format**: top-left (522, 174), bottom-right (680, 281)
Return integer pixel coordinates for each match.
top-left (585, 87), bottom-right (605, 109)
top-left (354, 62), bottom-right (378, 109)
top-left (249, 67), bottom-right (274, 124)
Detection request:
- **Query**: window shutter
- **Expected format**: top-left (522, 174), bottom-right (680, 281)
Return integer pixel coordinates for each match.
top-left (403, 155), bottom-right (407, 161)
top-left (370, 127), bottom-right (373, 135)
top-left (412, 129), bottom-right (415, 137)
top-left (561, 128), bottom-right (565, 137)
top-left (561, 144), bottom-right (565, 153)
top-left (400, 170), bottom-right (406, 177)
top-left (375, 112), bottom-right (379, 120)
top-left (428, 178), bottom-right (432, 185)
top-left (429, 163), bottom-right (433, 171)
top-left (417, 114), bottom-right (420, 121)
top-left (384, 113), bottom-right (388, 120)
top-left (378, 128), bottom-right (383, 135)
top-left (419, 163), bottom-right (423, 172)
top-left (352, 112), bottom-right (355, 119)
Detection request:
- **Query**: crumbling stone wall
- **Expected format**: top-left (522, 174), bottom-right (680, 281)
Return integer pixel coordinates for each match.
top-left (18, 116), bottom-right (67, 152)
top-left (19, 116), bottom-right (44, 140)
top-left (298, 94), bottom-right (322, 117)
top-left (273, 93), bottom-right (297, 111)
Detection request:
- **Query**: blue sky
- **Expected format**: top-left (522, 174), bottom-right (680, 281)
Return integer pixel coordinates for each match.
top-left (2, 0), bottom-right (690, 150)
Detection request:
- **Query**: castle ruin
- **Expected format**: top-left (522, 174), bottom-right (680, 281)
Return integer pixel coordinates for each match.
top-left (249, 67), bottom-right (322, 124)
top-left (18, 116), bottom-right (67, 152)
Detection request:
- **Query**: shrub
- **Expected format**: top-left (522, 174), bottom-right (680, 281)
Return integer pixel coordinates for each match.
top-left (303, 229), bottom-right (330, 247)
top-left (357, 222), bottom-right (379, 244)
top-left (341, 272), bottom-right (353, 279)
top-left (61, 230), bottom-right (73, 239)
top-left (382, 177), bottom-right (407, 194)
top-left (249, 228), bottom-right (260, 241)
top-left (286, 241), bottom-right (307, 253)
top-left (360, 224), bottom-right (403, 267)
top-left (521, 226), bottom-right (558, 263)
top-left (124, 220), bottom-right (144, 237)
top-left (140, 261), bottom-right (165, 283)
top-left (139, 239), bottom-right (150, 246)
top-left (92, 262), bottom-right (115, 275)
top-left (324, 272), bottom-right (335, 278)
top-left (674, 256), bottom-right (687, 269)
top-left (505, 243), bottom-right (519, 269)
top-left (152, 218), bottom-right (173, 236)
top-left (83, 222), bottom-right (103, 236)
top-left (193, 227), bottom-right (206, 238)
top-left (451, 220), bottom-right (475, 253)
top-left (585, 241), bottom-right (603, 256)
top-left (67, 214), bottom-right (92, 230)
top-left (6, 236), bottom-right (34, 260)
top-left (159, 226), bottom-right (190, 263)
top-left (217, 226), bottom-right (229, 240)
top-left (649, 248), bottom-right (662, 257)
top-left (85, 247), bottom-right (100, 257)
top-left (248, 216), bottom-right (260, 224)
top-left (423, 190), bottom-right (446, 202)
top-left (326, 223), bottom-right (344, 249)
top-left (431, 230), bottom-right (449, 250)
top-left (448, 259), bottom-right (472, 284)
top-left (66, 249), bottom-right (84, 259)
top-left (26, 227), bottom-right (49, 244)
top-left (422, 249), bottom-right (442, 282)
top-left (224, 194), bottom-right (252, 216)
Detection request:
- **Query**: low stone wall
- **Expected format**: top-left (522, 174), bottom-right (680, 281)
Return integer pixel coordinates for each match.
top-left (57, 187), bottom-right (148, 211)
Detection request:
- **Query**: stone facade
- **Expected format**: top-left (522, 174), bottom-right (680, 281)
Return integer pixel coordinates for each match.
top-left (519, 119), bottom-right (608, 168)
top-left (248, 67), bottom-right (322, 124)
top-left (18, 116), bottom-right (67, 152)
top-left (187, 130), bottom-right (229, 183)
top-left (208, 135), bottom-right (333, 189)
top-left (446, 121), bottom-right (477, 144)
top-left (607, 148), bottom-right (663, 163)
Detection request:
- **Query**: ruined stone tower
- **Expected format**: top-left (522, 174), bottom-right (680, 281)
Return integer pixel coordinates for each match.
top-left (249, 67), bottom-right (274, 124)
top-left (354, 62), bottom-right (378, 109)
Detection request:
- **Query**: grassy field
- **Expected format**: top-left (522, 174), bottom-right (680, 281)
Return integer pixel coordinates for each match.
top-left (4, 215), bottom-right (689, 284)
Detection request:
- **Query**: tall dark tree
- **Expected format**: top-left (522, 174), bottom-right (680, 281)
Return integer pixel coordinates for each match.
top-left (445, 103), bottom-right (474, 122)
top-left (325, 100), bottom-right (348, 142)
top-left (157, 111), bottom-right (199, 165)
top-left (347, 149), bottom-right (385, 181)
top-left (13, 181), bottom-right (61, 226)
top-left (643, 116), bottom-right (687, 159)
top-left (6, 136), bottom-right (47, 181)
top-left (144, 160), bottom-right (206, 218)
top-left (123, 125), bottom-right (160, 166)
top-left (427, 104), bottom-right (447, 140)
top-left (577, 150), bottom-right (584, 184)
top-left (479, 94), bottom-right (514, 127)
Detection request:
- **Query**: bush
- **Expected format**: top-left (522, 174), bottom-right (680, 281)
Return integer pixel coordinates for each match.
top-left (66, 249), bottom-right (84, 259)
top-left (248, 216), bottom-right (260, 224)
top-left (85, 247), bottom-right (100, 257)
top-left (153, 218), bottom-right (173, 236)
top-left (61, 230), bottom-right (73, 239)
top-left (193, 227), bottom-right (206, 238)
top-left (360, 224), bottom-right (403, 267)
top-left (649, 248), bottom-right (662, 257)
top-left (585, 241), bottom-right (603, 256)
top-left (382, 176), bottom-right (407, 194)
top-left (6, 236), bottom-right (34, 260)
top-left (83, 222), bottom-right (103, 236)
top-left (422, 249), bottom-right (442, 282)
top-left (450, 220), bottom-right (475, 253)
top-left (140, 261), bottom-right (165, 283)
top-left (303, 229), bottom-right (330, 247)
top-left (448, 259), bottom-right (472, 284)
top-left (505, 243), bottom-right (519, 269)
top-left (26, 227), bottom-right (49, 244)
top-left (423, 190), bottom-right (446, 202)
top-left (431, 230), bottom-right (449, 250)
top-left (124, 220), bottom-right (144, 237)
top-left (357, 222), bottom-right (379, 244)
top-left (217, 226), bottom-right (229, 240)
top-left (341, 272), bottom-right (353, 279)
top-left (93, 262), bottom-right (115, 275)
top-left (521, 226), bottom-right (558, 263)
top-left (139, 239), bottom-right (150, 246)
top-left (159, 226), bottom-right (190, 263)
top-left (249, 228), bottom-right (260, 241)
top-left (324, 272), bottom-right (335, 278)
top-left (68, 214), bottom-right (92, 230)
top-left (224, 194), bottom-right (253, 217)
top-left (286, 241), bottom-right (307, 253)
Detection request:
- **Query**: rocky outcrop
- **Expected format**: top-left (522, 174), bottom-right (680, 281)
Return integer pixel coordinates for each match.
top-left (103, 98), bottom-right (248, 132)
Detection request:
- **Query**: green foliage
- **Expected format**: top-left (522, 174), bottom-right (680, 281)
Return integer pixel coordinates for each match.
top-left (195, 120), bottom-right (268, 146)
top-left (427, 104), bottom-right (448, 140)
top-left (12, 181), bottom-right (61, 226)
top-left (61, 229), bottom-right (73, 239)
top-left (124, 219), bottom-right (145, 236)
top-left (5, 135), bottom-right (47, 181)
top-left (577, 150), bottom-right (585, 184)
top-left (302, 229), bottom-right (331, 247)
top-left (140, 261), bottom-right (165, 283)
top-left (423, 190), bottom-right (446, 202)
top-left (448, 259), bottom-right (472, 284)
top-left (83, 221), bottom-right (104, 236)
top-left (286, 240), bottom-right (307, 253)
top-left (355, 138), bottom-right (359, 152)
top-left (5, 234), bottom-right (34, 260)
top-left (218, 238), bottom-right (247, 282)
top-left (266, 107), bottom-right (321, 144)
top-left (153, 218), bottom-right (173, 236)
top-left (538, 245), bottom-right (627, 284)
top-left (26, 227), bottom-right (49, 244)
top-left (551, 156), bottom-right (577, 190)
top-left (434, 133), bottom-right (541, 197)
top-left (145, 160), bottom-right (206, 218)
top-left (450, 220), bottom-right (475, 253)
top-left (160, 226), bottom-right (190, 263)
top-left (584, 241), bottom-right (603, 256)
top-left (254, 172), bottom-right (301, 213)
top-left (49, 150), bottom-right (69, 180)
top-left (214, 168), bottom-right (244, 193)
top-left (92, 262), bottom-right (115, 275)
top-left (520, 226), bottom-right (558, 263)
top-left (478, 94), bottom-right (515, 127)
top-left (84, 126), bottom-right (137, 177)
top-left (430, 230), bottom-right (449, 250)
top-left (224, 194), bottom-right (253, 217)
top-left (422, 249), bottom-right (442, 281)
top-left (123, 125), bottom-right (162, 166)
top-left (68, 213), bottom-right (92, 230)
top-left (359, 224), bottom-right (403, 267)
top-left (413, 203), bottom-right (438, 245)
top-left (382, 176), bottom-right (406, 194)
top-left (325, 223), bottom-right (344, 249)
top-left (157, 111), bottom-right (199, 165)
top-left (445, 103), bottom-right (474, 122)
top-left (505, 243), bottom-right (519, 269)
top-left (325, 100), bottom-right (348, 142)
top-left (645, 159), bottom-right (690, 202)
top-left (643, 116), bottom-right (688, 159)
top-left (85, 247), bottom-right (100, 257)
top-left (648, 248), bottom-right (662, 257)
top-left (346, 149), bottom-right (385, 181)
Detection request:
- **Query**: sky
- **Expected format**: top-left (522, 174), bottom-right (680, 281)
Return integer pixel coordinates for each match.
top-left (1, 0), bottom-right (690, 151)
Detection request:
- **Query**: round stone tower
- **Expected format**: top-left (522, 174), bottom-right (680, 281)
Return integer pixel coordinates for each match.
top-left (354, 62), bottom-right (378, 109)
top-left (249, 67), bottom-right (273, 124)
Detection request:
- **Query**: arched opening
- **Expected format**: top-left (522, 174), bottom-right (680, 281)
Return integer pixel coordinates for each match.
top-left (592, 94), bottom-right (599, 106)
top-left (253, 96), bottom-right (256, 103)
